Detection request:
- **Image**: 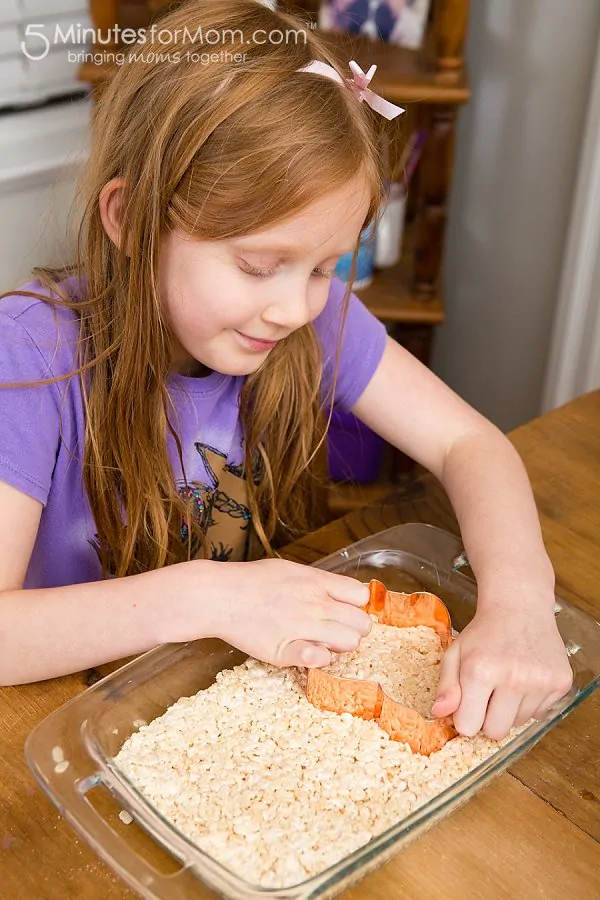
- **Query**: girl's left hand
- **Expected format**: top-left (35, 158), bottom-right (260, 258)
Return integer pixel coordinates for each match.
top-left (431, 594), bottom-right (574, 740)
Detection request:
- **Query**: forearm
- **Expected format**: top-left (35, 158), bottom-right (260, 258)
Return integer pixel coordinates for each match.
top-left (441, 426), bottom-right (555, 609)
top-left (0, 560), bottom-right (216, 685)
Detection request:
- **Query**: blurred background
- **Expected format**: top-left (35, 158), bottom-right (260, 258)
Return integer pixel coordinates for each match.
top-left (1, 0), bottom-right (599, 513)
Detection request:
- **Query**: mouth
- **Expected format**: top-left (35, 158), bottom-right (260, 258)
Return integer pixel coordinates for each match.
top-left (234, 331), bottom-right (281, 352)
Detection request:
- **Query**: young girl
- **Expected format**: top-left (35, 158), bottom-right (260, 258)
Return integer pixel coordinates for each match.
top-left (0, 0), bottom-right (571, 742)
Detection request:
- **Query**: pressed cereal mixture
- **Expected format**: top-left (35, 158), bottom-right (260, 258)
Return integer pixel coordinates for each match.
top-left (323, 619), bottom-right (442, 716)
top-left (114, 624), bottom-right (519, 889)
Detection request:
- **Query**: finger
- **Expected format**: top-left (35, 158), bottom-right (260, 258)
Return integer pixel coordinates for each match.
top-left (431, 641), bottom-right (462, 717)
top-left (278, 640), bottom-right (331, 668)
top-left (316, 620), bottom-right (366, 654)
top-left (322, 598), bottom-right (372, 637)
top-left (325, 574), bottom-right (370, 608)
top-left (482, 688), bottom-right (523, 741)
top-left (514, 693), bottom-right (546, 727)
top-left (452, 676), bottom-right (494, 737)
top-left (532, 688), bottom-right (570, 721)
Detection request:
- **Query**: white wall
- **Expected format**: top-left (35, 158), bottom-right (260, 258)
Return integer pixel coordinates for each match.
top-left (432, 0), bottom-right (600, 432)
top-left (0, 97), bottom-right (91, 291)
top-left (542, 33), bottom-right (600, 409)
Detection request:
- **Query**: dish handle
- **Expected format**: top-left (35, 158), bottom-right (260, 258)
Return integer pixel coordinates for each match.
top-left (33, 766), bottom-right (206, 899)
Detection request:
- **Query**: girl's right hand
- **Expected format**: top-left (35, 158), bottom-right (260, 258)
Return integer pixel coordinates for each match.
top-left (176, 558), bottom-right (372, 668)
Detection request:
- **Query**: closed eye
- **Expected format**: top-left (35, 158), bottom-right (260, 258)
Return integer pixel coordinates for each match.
top-left (239, 261), bottom-right (274, 278)
top-left (239, 261), bottom-right (336, 279)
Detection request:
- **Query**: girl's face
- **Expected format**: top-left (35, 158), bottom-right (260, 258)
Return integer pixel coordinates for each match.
top-left (158, 175), bottom-right (371, 377)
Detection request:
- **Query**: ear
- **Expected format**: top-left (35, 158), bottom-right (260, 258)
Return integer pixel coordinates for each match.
top-left (99, 177), bottom-right (130, 255)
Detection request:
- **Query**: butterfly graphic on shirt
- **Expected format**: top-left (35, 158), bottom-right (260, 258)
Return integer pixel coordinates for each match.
top-left (177, 442), bottom-right (254, 562)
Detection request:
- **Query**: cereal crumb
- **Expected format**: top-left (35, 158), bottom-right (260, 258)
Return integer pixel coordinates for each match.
top-left (118, 811), bottom-right (133, 825)
top-left (54, 760), bottom-right (70, 774)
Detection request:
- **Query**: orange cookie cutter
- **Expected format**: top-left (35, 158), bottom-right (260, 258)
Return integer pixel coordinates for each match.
top-left (306, 579), bottom-right (458, 755)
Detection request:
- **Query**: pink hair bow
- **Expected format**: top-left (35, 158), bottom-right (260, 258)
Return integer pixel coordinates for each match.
top-left (298, 59), bottom-right (404, 120)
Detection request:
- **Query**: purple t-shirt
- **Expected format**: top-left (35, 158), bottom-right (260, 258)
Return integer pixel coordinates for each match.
top-left (0, 276), bottom-right (386, 588)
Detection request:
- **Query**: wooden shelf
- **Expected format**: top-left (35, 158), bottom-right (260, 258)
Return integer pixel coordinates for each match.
top-left (280, 0), bottom-right (470, 105)
top-left (78, 60), bottom-right (113, 87)
top-left (353, 220), bottom-right (444, 324)
top-left (307, 31), bottom-right (469, 105)
top-left (357, 262), bottom-right (444, 324)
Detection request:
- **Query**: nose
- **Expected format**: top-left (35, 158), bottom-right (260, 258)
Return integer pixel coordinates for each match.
top-left (261, 276), bottom-right (319, 332)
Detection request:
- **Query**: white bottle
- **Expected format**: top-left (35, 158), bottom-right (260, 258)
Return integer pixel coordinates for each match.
top-left (375, 182), bottom-right (406, 268)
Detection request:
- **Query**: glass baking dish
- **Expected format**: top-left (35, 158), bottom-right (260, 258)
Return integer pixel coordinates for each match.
top-left (25, 523), bottom-right (600, 900)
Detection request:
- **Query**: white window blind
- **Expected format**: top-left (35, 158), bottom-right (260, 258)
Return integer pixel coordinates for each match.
top-left (0, 0), bottom-right (92, 109)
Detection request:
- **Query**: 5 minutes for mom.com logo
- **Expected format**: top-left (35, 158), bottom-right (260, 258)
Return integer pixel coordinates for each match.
top-left (20, 22), bottom-right (311, 61)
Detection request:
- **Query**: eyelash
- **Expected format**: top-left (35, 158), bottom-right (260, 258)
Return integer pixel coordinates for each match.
top-left (240, 262), bottom-right (335, 280)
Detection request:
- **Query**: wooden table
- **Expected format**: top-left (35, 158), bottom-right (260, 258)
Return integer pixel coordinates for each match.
top-left (1, 391), bottom-right (599, 899)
